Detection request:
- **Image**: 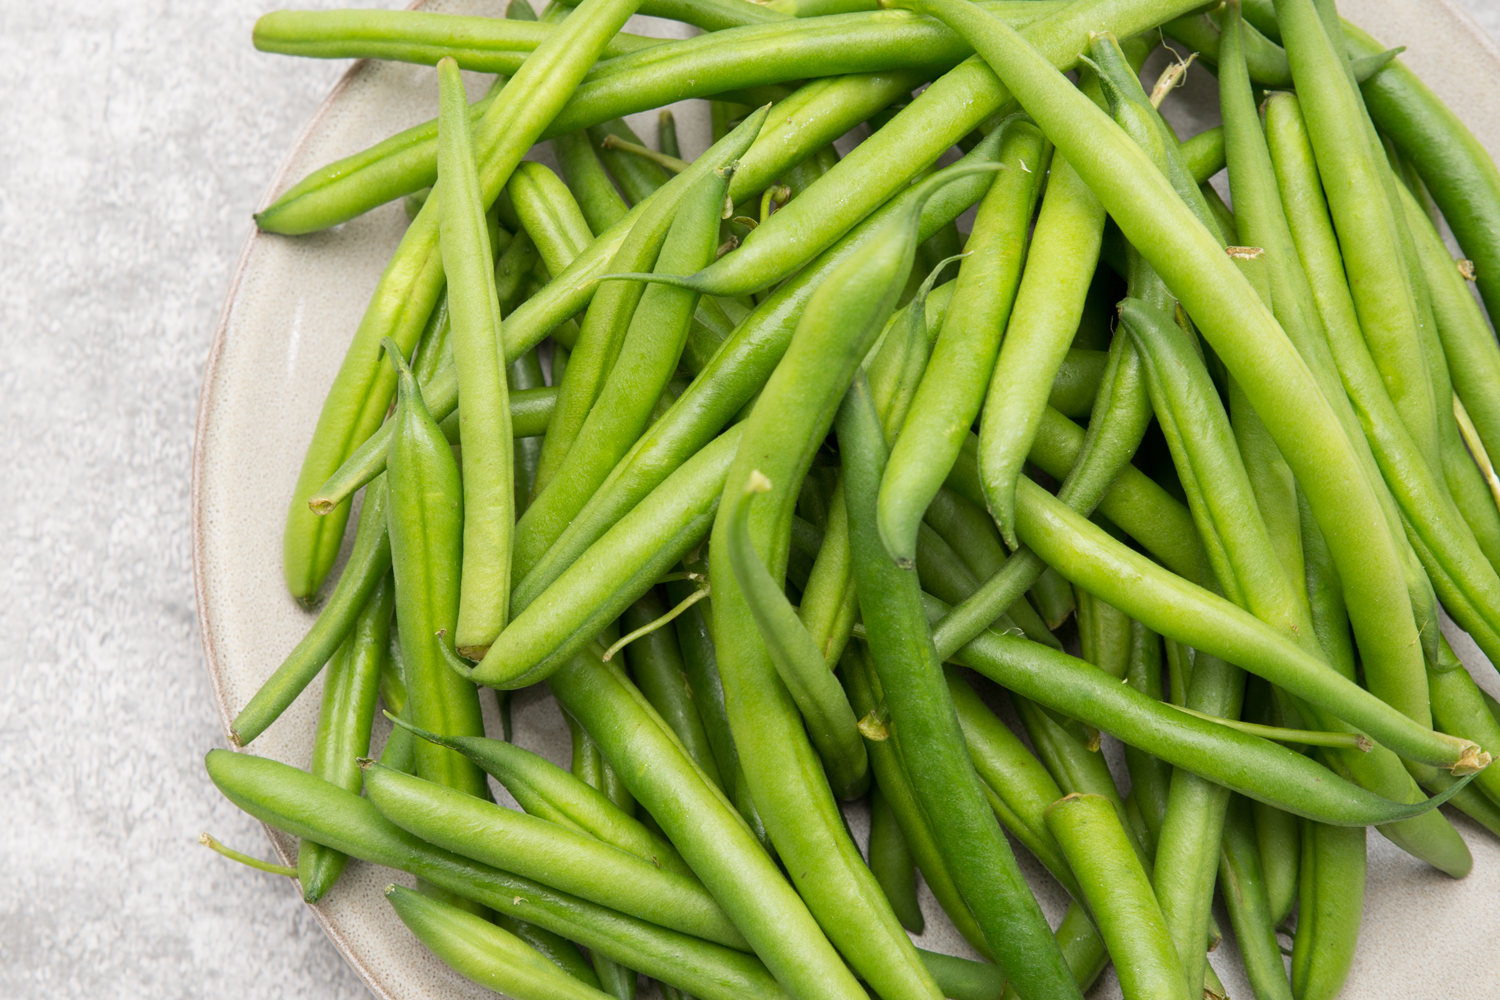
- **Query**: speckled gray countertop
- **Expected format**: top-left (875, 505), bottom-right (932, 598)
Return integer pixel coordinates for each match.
top-left (5, 1), bottom-right (1500, 997)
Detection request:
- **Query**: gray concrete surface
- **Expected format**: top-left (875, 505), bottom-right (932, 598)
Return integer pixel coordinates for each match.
top-left (3, 1), bottom-right (1500, 997)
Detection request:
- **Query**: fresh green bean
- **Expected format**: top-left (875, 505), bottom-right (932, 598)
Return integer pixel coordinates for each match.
top-left (387, 714), bottom-right (691, 878)
top-left (868, 785), bottom-right (924, 934)
top-left (879, 119), bottom-right (1047, 564)
top-left (508, 349), bottom-right (547, 514)
top-left (279, 0), bottom-right (645, 602)
top-left (842, 371), bottom-right (1081, 1000)
top-left (1218, 795), bottom-right (1294, 1000)
top-left (1045, 794), bottom-right (1194, 1000)
top-left (726, 473), bottom-right (868, 797)
top-left (203, 751), bottom-right (788, 1000)
top-left (546, 647), bottom-right (875, 1000)
top-left (592, 120), bottom-right (674, 205)
top-left (619, 589), bottom-right (725, 790)
top-left (385, 885), bottom-right (616, 1000)
top-left (555, 130), bottom-right (629, 236)
top-left (1291, 818), bottom-right (1366, 1000)
top-left (511, 160), bottom-right (595, 279)
top-left (362, 761), bottom-right (746, 948)
top-left (232, 476), bottom-right (391, 747)
top-left (436, 59), bottom-right (515, 658)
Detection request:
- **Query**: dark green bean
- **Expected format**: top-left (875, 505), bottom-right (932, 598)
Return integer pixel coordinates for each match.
top-left (868, 785), bottom-right (924, 934)
top-left (841, 371), bottom-right (1081, 1000)
top-left (1218, 795), bottom-right (1294, 1000)
top-left (620, 589), bottom-right (725, 790)
top-left (509, 349), bottom-right (547, 514)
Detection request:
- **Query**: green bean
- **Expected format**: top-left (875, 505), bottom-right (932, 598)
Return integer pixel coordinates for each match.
top-left (513, 113), bottom-right (766, 581)
top-left (279, 0), bottom-right (646, 603)
top-left (667, 574), bottom-right (742, 801)
top-left (380, 341), bottom-right (489, 801)
top-left (726, 473), bottom-right (868, 797)
top-left (1218, 795), bottom-right (1294, 1000)
top-left (1291, 818), bottom-right (1365, 1000)
top-left (911, 0), bottom-right (1452, 766)
top-left (1045, 794), bottom-right (1194, 1000)
top-left (298, 573), bottom-right (394, 901)
top-left (253, 11), bottom-right (659, 70)
top-left (1010, 477), bottom-right (1484, 772)
top-left (309, 385), bottom-right (557, 514)
top-left (1396, 180), bottom-right (1500, 568)
top-left (868, 785), bottom-right (924, 934)
top-left (509, 350), bottom-right (547, 514)
top-left (1123, 620), bottom-right (1172, 850)
top-left (710, 173), bottom-right (993, 1000)
top-left (545, 647), bottom-right (873, 1000)
top-left (387, 714), bottom-right (691, 878)
top-left (361, 761), bottom-right (746, 948)
top-left (511, 160), bottom-right (595, 279)
top-left (879, 119), bottom-right (1047, 564)
top-left (386, 885), bottom-right (614, 1000)
top-left (1045, 349), bottom-right (1106, 420)
top-left (592, 120), bottom-right (673, 205)
top-left (946, 670), bottom-right (1079, 901)
top-left (1264, 91), bottom-right (1500, 670)
top-left (1427, 636), bottom-right (1500, 807)
top-left (435, 59), bottom-right (516, 658)
top-left (203, 751), bottom-right (787, 1000)
top-left (921, 600), bottom-right (1477, 824)
top-left (645, 0), bottom-right (1203, 297)
top-left (1075, 589), bottom-right (1130, 680)
top-left (232, 476), bottom-right (390, 746)
top-left (841, 372), bottom-right (1081, 1000)
top-left (842, 644), bottom-right (990, 957)
top-left (555, 0), bottom-right (788, 30)
top-left (555, 131), bottom-right (629, 235)
top-left (620, 590), bottom-right (725, 789)
top-left (657, 110), bottom-right (679, 160)
top-left (513, 132), bottom-right (1009, 635)
top-left (915, 951), bottom-right (1005, 1000)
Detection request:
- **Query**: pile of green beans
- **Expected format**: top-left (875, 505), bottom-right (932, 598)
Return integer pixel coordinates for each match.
top-left (208, 1), bottom-right (1500, 999)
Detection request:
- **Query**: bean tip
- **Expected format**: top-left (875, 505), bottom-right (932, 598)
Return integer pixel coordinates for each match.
top-left (357, 756), bottom-right (377, 771)
top-left (307, 497), bottom-right (334, 516)
top-left (1451, 744), bottom-right (1490, 776)
top-left (746, 470), bottom-right (772, 495)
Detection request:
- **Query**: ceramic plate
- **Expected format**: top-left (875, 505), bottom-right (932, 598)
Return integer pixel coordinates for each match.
top-left (193, 2), bottom-right (1500, 997)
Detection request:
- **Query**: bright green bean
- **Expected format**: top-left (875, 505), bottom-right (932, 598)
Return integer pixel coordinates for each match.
top-left (879, 119), bottom-right (1047, 564)
top-left (1291, 818), bottom-right (1365, 1000)
top-left (1219, 795), bottom-right (1294, 1000)
top-left (203, 751), bottom-right (786, 1000)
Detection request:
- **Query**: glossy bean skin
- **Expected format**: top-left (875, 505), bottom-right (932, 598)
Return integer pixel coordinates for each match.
top-left (279, 0), bottom-right (645, 603)
top-left (1045, 794), bottom-right (1194, 1000)
top-left (362, 761), bottom-right (747, 948)
top-left (231, 475), bottom-right (391, 747)
top-left (388, 715), bottom-right (692, 878)
top-left (620, 589), bottom-right (725, 790)
top-left (436, 59), bottom-right (515, 657)
top-left (1291, 819), bottom-right (1366, 1000)
top-left (385, 885), bottom-right (617, 1000)
top-left (879, 120), bottom-right (1048, 565)
top-left (868, 786), bottom-right (924, 934)
top-left (298, 572), bottom-right (394, 901)
top-left (842, 372), bottom-right (1082, 1000)
top-left (546, 647), bottom-right (875, 1000)
top-left (907, 0), bottom-right (1442, 772)
top-left (203, 751), bottom-right (788, 1000)
top-left (1218, 795), bottom-right (1294, 1000)
top-left (510, 160), bottom-right (595, 279)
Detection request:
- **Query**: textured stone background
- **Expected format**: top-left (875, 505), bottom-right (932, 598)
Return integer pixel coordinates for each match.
top-left (3, 1), bottom-right (1500, 997)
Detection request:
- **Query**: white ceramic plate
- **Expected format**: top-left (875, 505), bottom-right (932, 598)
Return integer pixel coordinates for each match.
top-left (193, 2), bottom-right (1500, 997)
